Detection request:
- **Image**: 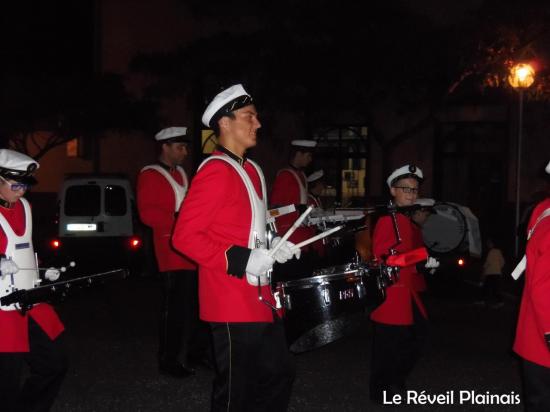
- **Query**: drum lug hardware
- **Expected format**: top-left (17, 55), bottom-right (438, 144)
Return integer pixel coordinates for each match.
top-left (284, 294), bottom-right (292, 310)
top-left (322, 287), bottom-right (331, 305)
top-left (273, 291), bottom-right (282, 310)
top-left (356, 281), bottom-right (366, 299)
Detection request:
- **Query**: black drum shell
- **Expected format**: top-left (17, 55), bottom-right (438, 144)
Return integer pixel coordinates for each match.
top-left (277, 265), bottom-right (384, 353)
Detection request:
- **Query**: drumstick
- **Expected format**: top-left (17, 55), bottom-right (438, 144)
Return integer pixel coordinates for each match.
top-left (269, 206), bottom-right (313, 257)
top-left (293, 225), bottom-right (344, 249)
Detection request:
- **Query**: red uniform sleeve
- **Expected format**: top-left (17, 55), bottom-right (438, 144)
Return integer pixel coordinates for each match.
top-left (172, 162), bottom-right (232, 271)
top-left (136, 170), bottom-right (175, 232)
top-left (530, 226), bottom-right (550, 335)
top-left (372, 216), bottom-right (397, 260)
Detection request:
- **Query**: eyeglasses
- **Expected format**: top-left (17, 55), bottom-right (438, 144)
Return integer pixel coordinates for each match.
top-left (0, 177), bottom-right (29, 192)
top-left (395, 186), bottom-right (419, 194)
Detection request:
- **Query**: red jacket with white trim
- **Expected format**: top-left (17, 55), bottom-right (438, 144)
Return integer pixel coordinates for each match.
top-left (137, 165), bottom-right (196, 271)
top-left (514, 198), bottom-right (550, 367)
top-left (172, 152), bottom-right (275, 322)
top-left (370, 213), bottom-right (427, 325)
top-left (0, 200), bottom-right (64, 352)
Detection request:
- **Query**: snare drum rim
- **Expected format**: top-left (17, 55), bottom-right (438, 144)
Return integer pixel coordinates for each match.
top-left (276, 268), bottom-right (362, 290)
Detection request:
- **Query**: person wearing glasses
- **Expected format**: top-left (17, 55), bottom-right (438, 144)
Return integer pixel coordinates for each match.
top-left (172, 84), bottom-right (297, 412)
top-left (0, 149), bottom-right (67, 412)
top-left (369, 164), bottom-right (438, 404)
top-left (137, 127), bottom-right (201, 378)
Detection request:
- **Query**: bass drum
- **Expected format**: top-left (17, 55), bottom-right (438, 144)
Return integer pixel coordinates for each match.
top-left (421, 202), bottom-right (467, 254)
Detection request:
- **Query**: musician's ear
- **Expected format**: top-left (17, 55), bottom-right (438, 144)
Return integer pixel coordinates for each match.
top-left (389, 186), bottom-right (397, 198)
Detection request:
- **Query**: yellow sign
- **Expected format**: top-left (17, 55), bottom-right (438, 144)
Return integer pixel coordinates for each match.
top-left (201, 130), bottom-right (217, 154)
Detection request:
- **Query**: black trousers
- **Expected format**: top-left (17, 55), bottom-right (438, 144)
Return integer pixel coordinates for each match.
top-left (0, 317), bottom-right (68, 412)
top-left (369, 304), bottom-right (428, 400)
top-left (522, 359), bottom-right (550, 412)
top-left (159, 270), bottom-right (207, 365)
top-left (483, 274), bottom-right (503, 304)
top-left (209, 317), bottom-right (295, 412)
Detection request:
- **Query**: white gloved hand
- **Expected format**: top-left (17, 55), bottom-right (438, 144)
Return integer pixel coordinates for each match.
top-left (425, 257), bottom-right (440, 269)
top-left (271, 237), bottom-right (301, 263)
top-left (425, 256), bottom-right (440, 274)
top-left (0, 258), bottom-right (19, 276)
top-left (245, 249), bottom-right (275, 277)
top-left (44, 268), bottom-right (61, 282)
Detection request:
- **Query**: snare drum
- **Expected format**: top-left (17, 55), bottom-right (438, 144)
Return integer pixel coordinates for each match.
top-left (275, 263), bottom-right (384, 353)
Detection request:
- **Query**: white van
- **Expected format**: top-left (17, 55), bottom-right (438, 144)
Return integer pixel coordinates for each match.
top-left (59, 175), bottom-right (135, 238)
top-left (51, 174), bottom-right (150, 275)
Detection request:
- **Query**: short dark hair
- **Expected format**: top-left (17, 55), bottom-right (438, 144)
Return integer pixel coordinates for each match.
top-left (211, 111), bottom-right (236, 136)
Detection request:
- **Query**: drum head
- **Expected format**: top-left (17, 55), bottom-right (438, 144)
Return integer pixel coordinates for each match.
top-left (422, 202), bottom-right (467, 254)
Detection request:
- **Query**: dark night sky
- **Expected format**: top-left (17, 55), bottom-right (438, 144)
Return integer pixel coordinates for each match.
top-left (0, 1), bottom-right (94, 75)
top-left (0, 0), bottom-right (485, 76)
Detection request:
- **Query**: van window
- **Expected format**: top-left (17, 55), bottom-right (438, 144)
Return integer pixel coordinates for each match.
top-left (65, 185), bottom-right (101, 216)
top-left (105, 185), bottom-right (127, 216)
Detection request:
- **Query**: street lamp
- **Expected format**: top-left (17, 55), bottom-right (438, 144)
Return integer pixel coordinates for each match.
top-left (508, 62), bottom-right (535, 257)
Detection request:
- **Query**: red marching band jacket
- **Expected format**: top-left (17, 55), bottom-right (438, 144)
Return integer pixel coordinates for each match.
top-left (172, 151), bottom-right (276, 323)
top-left (0, 200), bottom-right (64, 352)
top-left (137, 165), bottom-right (197, 272)
top-left (271, 168), bottom-right (316, 247)
top-left (514, 198), bottom-right (550, 367)
top-left (370, 213), bottom-right (427, 325)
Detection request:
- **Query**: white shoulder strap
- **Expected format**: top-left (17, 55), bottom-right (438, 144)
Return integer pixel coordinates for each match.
top-left (141, 164), bottom-right (187, 211)
top-left (175, 166), bottom-right (188, 188)
top-left (246, 159), bottom-right (267, 201)
top-left (198, 155), bottom-right (266, 199)
top-left (0, 198), bottom-right (31, 239)
top-left (511, 207), bottom-right (550, 280)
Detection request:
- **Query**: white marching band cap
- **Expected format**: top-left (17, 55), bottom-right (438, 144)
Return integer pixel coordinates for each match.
top-left (0, 149), bottom-right (39, 184)
top-left (546, 160), bottom-right (550, 174)
top-left (202, 84), bottom-right (253, 128)
top-left (307, 170), bottom-right (324, 183)
top-left (291, 139), bottom-right (317, 148)
top-left (155, 127), bottom-right (188, 142)
top-left (387, 164), bottom-right (424, 188)
top-left (415, 198), bottom-right (435, 208)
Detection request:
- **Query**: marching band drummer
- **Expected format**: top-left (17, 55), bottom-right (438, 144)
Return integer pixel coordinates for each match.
top-left (369, 164), bottom-right (439, 404)
top-left (137, 127), bottom-right (202, 378)
top-left (271, 140), bottom-right (317, 279)
top-left (172, 84), bottom-right (298, 412)
top-left (0, 149), bottom-right (67, 412)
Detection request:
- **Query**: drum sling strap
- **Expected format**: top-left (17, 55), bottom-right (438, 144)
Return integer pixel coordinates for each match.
top-left (511, 207), bottom-right (550, 280)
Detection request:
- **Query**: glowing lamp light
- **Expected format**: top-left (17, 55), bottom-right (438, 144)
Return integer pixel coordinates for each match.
top-left (457, 258), bottom-right (465, 267)
top-left (51, 239), bottom-right (61, 249)
top-left (129, 237), bottom-right (142, 249)
top-left (508, 63), bottom-right (535, 89)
